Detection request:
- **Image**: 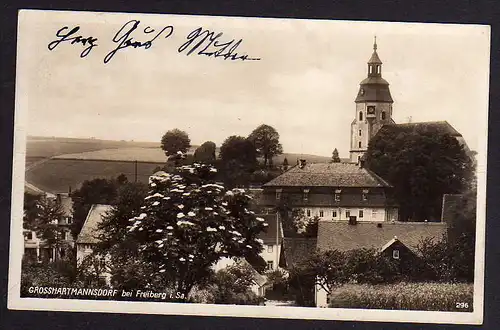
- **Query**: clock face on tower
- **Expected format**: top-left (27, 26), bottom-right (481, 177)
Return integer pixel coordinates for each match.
top-left (367, 106), bottom-right (375, 115)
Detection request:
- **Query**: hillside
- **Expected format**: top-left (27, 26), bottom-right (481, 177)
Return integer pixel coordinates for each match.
top-left (25, 136), bottom-right (332, 194)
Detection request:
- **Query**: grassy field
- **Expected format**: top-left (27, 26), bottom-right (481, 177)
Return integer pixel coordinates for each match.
top-left (25, 159), bottom-right (163, 193)
top-left (329, 282), bottom-right (473, 312)
top-left (26, 136), bottom-right (160, 159)
top-left (24, 136), bottom-right (332, 194)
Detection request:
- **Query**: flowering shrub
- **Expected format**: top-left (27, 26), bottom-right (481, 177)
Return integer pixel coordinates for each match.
top-left (126, 161), bottom-right (268, 301)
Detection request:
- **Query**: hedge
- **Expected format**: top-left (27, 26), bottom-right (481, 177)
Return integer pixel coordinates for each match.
top-left (329, 282), bottom-right (473, 312)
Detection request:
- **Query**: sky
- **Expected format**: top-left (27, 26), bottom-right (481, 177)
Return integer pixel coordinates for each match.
top-left (17, 10), bottom-right (490, 158)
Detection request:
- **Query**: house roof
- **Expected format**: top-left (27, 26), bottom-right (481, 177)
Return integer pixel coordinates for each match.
top-left (263, 163), bottom-right (392, 188)
top-left (317, 220), bottom-right (446, 253)
top-left (380, 121), bottom-right (462, 137)
top-left (257, 214), bottom-right (283, 245)
top-left (58, 194), bottom-right (73, 217)
top-left (280, 237), bottom-right (318, 268)
top-left (76, 204), bottom-right (113, 244)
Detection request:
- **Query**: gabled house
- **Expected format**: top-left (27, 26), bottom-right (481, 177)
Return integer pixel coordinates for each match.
top-left (260, 160), bottom-right (399, 223)
top-left (76, 204), bottom-right (113, 266)
top-left (314, 220), bottom-right (447, 307)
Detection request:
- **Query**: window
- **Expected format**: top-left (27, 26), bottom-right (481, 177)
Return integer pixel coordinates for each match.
top-left (362, 189), bottom-right (369, 201)
top-left (306, 209), bottom-right (311, 217)
top-left (275, 189), bottom-right (282, 200)
top-left (377, 65), bottom-right (380, 74)
top-left (372, 210), bottom-right (378, 219)
top-left (319, 210), bottom-right (324, 217)
top-left (346, 210), bottom-right (350, 218)
top-left (267, 245), bottom-right (273, 253)
top-left (381, 111), bottom-right (386, 120)
top-left (392, 250), bottom-right (400, 260)
top-left (334, 189), bottom-right (341, 202)
top-left (332, 210), bottom-right (337, 218)
top-left (358, 141), bottom-right (362, 148)
top-left (26, 232), bottom-right (33, 240)
top-left (359, 111), bottom-right (363, 121)
top-left (266, 261), bottom-right (274, 270)
top-left (303, 189), bottom-right (310, 202)
top-left (359, 210), bottom-right (364, 218)
top-left (66, 217), bottom-right (73, 224)
top-left (358, 129), bottom-right (362, 136)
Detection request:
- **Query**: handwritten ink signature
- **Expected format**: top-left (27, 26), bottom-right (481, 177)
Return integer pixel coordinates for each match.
top-left (47, 26), bottom-right (98, 58)
top-left (104, 20), bottom-right (174, 64)
top-left (178, 27), bottom-right (260, 61)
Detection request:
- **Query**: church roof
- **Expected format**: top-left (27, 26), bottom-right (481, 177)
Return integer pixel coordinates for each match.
top-left (368, 51), bottom-right (382, 64)
top-left (380, 121), bottom-right (462, 137)
top-left (355, 84), bottom-right (393, 103)
top-left (316, 220), bottom-right (447, 253)
top-left (262, 162), bottom-right (392, 188)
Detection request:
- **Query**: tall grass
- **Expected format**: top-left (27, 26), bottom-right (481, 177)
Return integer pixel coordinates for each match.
top-left (329, 282), bottom-right (473, 312)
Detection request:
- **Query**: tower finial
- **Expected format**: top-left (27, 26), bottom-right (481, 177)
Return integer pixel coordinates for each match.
top-left (374, 35), bottom-right (377, 51)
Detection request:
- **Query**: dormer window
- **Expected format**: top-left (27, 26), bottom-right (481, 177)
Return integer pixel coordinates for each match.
top-left (362, 189), bottom-right (369, 201)
top-left (275, 189), bottom-right (282, 200)
top-left (334, 189), bottom-right (342, 202)
top-left (303, 188), bottom-right (310, 202)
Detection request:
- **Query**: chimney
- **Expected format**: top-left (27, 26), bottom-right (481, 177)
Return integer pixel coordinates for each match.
top-left (299, 159), bottom-right (307, 169)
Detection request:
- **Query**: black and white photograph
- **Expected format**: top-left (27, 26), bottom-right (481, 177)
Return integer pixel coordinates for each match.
top-left (8, 9), bottom-right (489, 324)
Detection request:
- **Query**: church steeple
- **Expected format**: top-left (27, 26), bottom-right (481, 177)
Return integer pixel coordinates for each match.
top-left (367, 36), bottom-right (382, 77)
top-left (350, 37), bottom-right (394, 163)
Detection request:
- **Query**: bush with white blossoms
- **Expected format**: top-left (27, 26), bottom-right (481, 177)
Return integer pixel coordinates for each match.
top-left (126, 160), bottom-right (268, 301)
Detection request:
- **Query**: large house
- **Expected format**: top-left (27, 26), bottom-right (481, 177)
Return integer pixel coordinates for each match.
top-left (23, 193), bottom-right (74, 262)
top-left (260, 160), bottom-right (399, 223)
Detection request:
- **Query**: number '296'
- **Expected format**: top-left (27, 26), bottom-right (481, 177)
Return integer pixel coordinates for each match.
top-left (456, 302), bottom-right (470, 309)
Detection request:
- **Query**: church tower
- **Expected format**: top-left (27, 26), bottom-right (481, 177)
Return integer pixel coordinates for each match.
top-left (350, 37), bottom-right (394, 163)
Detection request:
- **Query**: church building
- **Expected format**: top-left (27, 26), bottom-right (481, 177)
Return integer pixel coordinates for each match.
top-left (350, 37), bottom-right (395, 163)
top-left (350, 38), bottom-right (469, 163)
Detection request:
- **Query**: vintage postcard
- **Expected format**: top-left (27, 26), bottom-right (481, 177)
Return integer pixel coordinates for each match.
top-left (8, 9), bottom-right (490, 324)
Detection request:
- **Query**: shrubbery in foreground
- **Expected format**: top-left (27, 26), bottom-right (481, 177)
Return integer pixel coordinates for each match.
top-left (329, 282), bottom-right (473, 312)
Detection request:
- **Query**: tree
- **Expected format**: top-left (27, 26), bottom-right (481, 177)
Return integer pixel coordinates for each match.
top-left (161, 129), bottom-right (191, 157)
top-left (219, 136), bottom-right (257, 166)
top-left (219, 136), bottom-right (257, 188)
top-left (126, 163), bottom-right (268, 301)
top-left (23, 192), bottom-right (42, 231)
top-left (92, 182), bottom-right (150, 290)
top-left (248, 124), bottom-right (283, 167)
top-left (30, 196), bottom-right (69, 262)
top-left (208, 262), bottom-right (264, 305)
top-left (330, 148), bottom-right (341, 163)
top-left (303, 250), bottom-right (349, 296)
top-left (70, 178), bottom-right (118, 238)
top-left (193, 141), bottom-right (216, 164)
top-left (365, 127), bottom-right (474, 221)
